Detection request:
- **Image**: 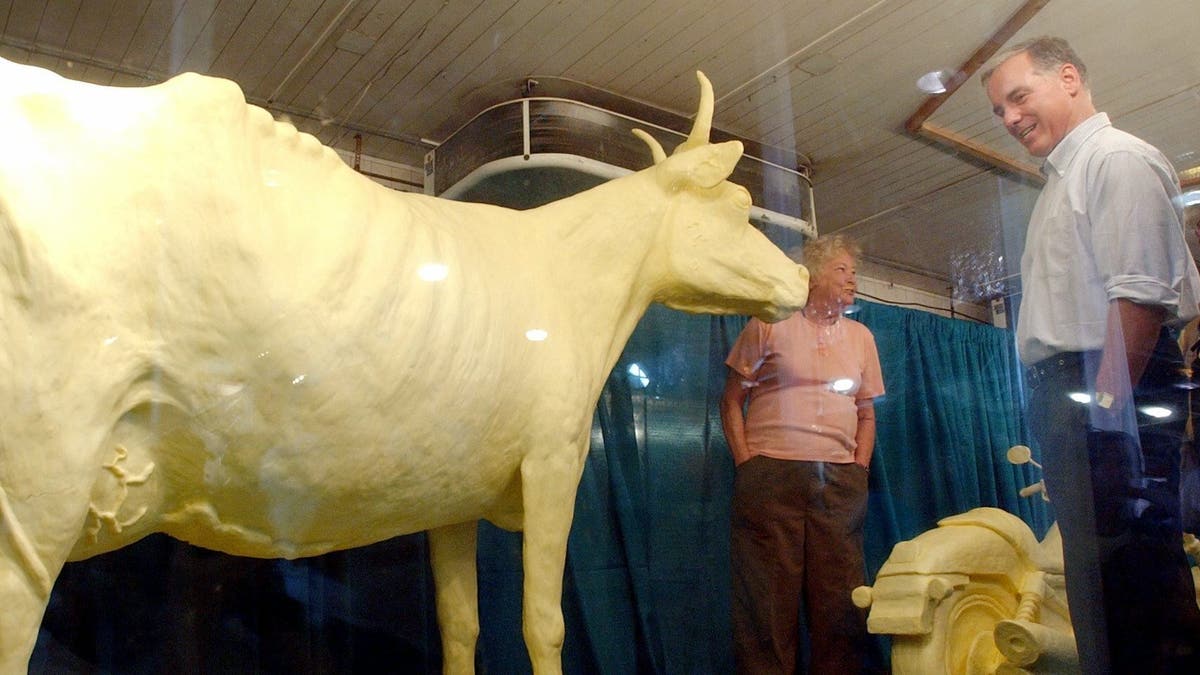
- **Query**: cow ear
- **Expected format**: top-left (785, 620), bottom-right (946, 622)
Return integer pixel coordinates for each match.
top-left (660, 140), bottom-right (743, 189)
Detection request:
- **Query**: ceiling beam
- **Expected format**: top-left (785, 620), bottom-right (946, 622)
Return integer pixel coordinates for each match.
top-left (921, 122), bottom-right (1043, 183)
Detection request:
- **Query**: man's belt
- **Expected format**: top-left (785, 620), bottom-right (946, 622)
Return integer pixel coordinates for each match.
top-left (1025, 352), bottom-right (1090, 391)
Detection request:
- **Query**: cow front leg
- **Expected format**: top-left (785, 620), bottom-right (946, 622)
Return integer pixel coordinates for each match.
top-left (429, 520), bottom-right (480, 675)
top-left (519, 454), bottom-right (584, 675)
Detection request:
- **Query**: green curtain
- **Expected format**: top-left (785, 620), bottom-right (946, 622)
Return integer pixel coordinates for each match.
top-left (36, 302), bottom-right (1050, 673)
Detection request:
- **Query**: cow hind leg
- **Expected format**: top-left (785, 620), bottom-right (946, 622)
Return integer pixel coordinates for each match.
top-left (429, 521), bottom-right (480, 675)
top-left (0, 486), bottom-right (69, 673)
top-left (0, 558), bottom-right (52, 673)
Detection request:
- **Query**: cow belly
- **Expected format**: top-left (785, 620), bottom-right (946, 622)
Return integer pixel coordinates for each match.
top-left (70, 453), bottom-right (522, 561)
top-left (182, 451), bottom-right (521, 556)
top-left (69, 396), bottom-right (526, 562)
top-left (160, 471), bottom-right (518, 560)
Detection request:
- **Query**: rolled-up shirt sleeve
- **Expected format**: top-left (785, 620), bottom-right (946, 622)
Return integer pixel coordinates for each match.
top-left (1090, 150), bottom-right (1191, 314)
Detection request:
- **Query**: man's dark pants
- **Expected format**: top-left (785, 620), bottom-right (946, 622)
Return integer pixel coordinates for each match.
top-left (1027, 330), bottom-right (1200, 674)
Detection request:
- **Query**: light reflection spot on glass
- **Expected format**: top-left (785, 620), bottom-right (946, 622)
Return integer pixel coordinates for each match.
top-left (830, 374), bottom-right (859, 391)
top-left (1068, 392), bottom-right (1092, 404)
top-left (103, 336), bottom-right (118, 345)
top-left (830, 378), bottom-right (854, 393)
top-left (292, 374), bottom-right (306, 385)
top-left (627, 363), bottom-right (650, 388)
top-left (418, 263), bottom-right (449, 281)
top-left (1140, 406), bottom-right (1172, 419)
top-left (525, 329), bottom-right (549, 342)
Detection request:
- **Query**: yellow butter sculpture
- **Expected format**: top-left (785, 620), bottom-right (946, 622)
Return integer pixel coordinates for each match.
top-left (854, 445), bottom-right (1200, 673)
top-left (0, 58), bottom-right (808, 673)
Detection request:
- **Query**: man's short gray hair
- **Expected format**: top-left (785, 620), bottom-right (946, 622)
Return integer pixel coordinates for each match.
top-left (980, 36), bottom-right (1088, 87)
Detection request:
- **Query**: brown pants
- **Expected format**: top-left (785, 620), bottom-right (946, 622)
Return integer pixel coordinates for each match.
top-left (731, 456), bottom-right (870, 675)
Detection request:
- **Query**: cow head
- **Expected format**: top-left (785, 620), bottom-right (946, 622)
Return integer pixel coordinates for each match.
top-left (634, 72), bottom-right (808, 322)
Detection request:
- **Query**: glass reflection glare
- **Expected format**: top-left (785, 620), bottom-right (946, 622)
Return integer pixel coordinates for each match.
top-left (627, 363), bottom-right (650, 388)
top-left (418, 263), bottom-right (449, 281)
top-left (830, 378), bottom-right (854, 393)
top-left (1140, 406), bottom-right (1172, 419)
top-left (292, 374), bottom-right (306, 385)
top-left (1068, 392), bottom-right (1092, 404)
top-left (525, 329), bottom-right (548, 342)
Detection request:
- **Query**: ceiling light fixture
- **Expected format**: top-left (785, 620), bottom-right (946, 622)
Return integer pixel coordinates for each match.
top-left (916, 70), bottom-right (948, 95)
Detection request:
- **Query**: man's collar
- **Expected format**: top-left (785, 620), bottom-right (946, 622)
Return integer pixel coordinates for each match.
top-left (1042, 112), bottom-right (1110, 177)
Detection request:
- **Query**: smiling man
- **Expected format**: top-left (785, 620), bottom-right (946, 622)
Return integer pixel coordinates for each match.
top-left (983, 36), bottom-right (1200, 674)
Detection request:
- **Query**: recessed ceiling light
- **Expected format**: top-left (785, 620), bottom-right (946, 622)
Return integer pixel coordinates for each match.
top-left (917, 70), bottom-right (948, 94)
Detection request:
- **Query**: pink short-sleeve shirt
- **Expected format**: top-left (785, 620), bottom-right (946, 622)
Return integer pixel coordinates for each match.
top-left (725, 312), bottom-right (885, 463)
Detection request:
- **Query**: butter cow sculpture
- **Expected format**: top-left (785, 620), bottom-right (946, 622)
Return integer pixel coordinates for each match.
top-left (0, 57), bottom-right (809, 673)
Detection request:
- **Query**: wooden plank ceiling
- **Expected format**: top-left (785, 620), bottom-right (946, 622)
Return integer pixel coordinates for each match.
top-left (2, 0), bottom-right (1198, 301)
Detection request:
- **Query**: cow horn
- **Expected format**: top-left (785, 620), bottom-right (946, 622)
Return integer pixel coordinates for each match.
top-left (674, 71), bottom-right (714, 155)
top-left (632, 129), bottom-right (667, 164)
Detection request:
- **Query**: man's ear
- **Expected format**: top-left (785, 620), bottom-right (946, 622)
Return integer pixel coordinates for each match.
top-left (1060, 63), bottom-right (1083, 96)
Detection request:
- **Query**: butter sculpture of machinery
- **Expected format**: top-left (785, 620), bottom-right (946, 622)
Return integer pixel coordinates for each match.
top-left (0, 58), bottom-right (808, 674)
top-left (854, 445), bottom-right (1200, 674)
